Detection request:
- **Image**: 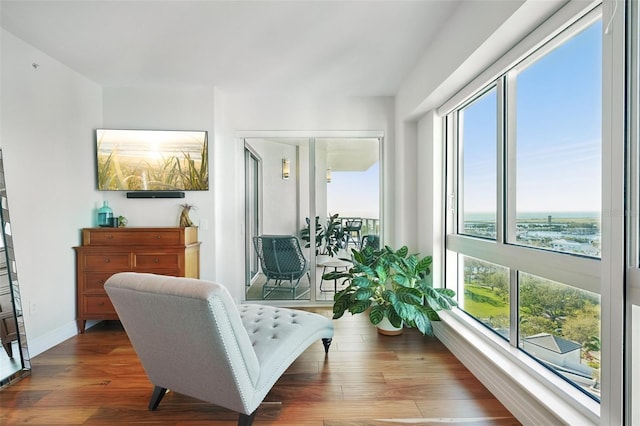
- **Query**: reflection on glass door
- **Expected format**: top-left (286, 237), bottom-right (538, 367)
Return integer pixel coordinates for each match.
top-left (630, 1), bottom-right (640, 422)
top-left (244, 136), bottom-right (381, 303)
top-left (244, 147), bottom-right (260, 285)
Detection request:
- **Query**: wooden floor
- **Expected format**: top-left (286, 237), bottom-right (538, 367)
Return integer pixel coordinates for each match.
top-left (0, 309), bottom-right (520, 425)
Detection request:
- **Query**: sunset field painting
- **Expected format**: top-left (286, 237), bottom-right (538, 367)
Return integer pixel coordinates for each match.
top-left (97, 129), bottom-right (208, 191)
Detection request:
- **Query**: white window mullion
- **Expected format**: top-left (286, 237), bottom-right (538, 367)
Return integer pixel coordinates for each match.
top-left (455, 111), bottom-right (465, 235)
top-left (504, 71), bottom-right (518, 245)
top-left (626, 0), bottom-right (640, 424)
top-left (496, 77), bottom-right (506, 245)
top-left (600, 0), bottom-right (626, 422)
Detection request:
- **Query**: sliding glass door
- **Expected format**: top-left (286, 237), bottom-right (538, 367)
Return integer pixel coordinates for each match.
top-left (244, 136), bottom-right (381, 303)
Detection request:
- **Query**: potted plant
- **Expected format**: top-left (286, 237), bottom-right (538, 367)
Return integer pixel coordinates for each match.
top-left (326, 245), bottom-right (457, 335)
top-left (300, 213), bottom-right (346, 258)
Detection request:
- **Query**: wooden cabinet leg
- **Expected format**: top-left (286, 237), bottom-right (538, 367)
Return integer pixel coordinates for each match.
top-left (77, 319), bottom-right (86, 334)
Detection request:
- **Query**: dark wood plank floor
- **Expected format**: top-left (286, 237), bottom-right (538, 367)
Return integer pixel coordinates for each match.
top-left (0, 308), bottom-right (520, 425)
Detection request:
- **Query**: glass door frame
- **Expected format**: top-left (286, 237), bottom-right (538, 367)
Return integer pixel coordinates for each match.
top-left (244, 144), bottom-right (262, 287)
top-left (239, 130), bottom-right (384, 306)
top-left (626, 0), bottom-right (639, 423)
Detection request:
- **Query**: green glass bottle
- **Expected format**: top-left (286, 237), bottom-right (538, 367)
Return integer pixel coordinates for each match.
top-left (97, 201), bottom-right (113, 227)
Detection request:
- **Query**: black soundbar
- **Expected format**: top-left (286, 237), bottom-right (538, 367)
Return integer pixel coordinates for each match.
top-left (126, 191), bottom-right (185, 199)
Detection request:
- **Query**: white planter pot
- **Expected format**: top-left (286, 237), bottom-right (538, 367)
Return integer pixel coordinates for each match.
top-left (376, 316), bottom-right (403, 336)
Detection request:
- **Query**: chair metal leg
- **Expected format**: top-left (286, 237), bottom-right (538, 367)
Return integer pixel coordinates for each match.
top-left (322, 337), bottom-right (332, 354)
top-left (238, 410), bottom-right (257, 426)
top-left (2, 341), bottom-right (13, 358)
top-left (148, 385), bottom-right (167, 410)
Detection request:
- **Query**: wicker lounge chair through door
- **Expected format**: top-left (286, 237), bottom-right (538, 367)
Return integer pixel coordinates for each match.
top-left (252, 235), bottom-right (309, 299)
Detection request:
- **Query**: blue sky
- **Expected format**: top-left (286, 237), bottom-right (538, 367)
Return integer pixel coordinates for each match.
top-left (324, 19), bottom-right (602, 221)
top-left (463, 19), bottom-right (602, 215)
top-left (327, 163), bottom-right (379, 219)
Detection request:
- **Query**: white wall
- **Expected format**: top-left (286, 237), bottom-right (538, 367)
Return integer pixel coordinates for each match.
top-left (0, 30), bottom-right (102, 354)
top-left (214, 93), bottom-right (394, 301)
top-left (102, 86), bottom-right (216, 280)
top-left (417, 111), bottom-right (443, 285)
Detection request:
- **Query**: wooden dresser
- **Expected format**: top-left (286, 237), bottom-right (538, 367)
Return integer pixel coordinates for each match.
top-left (74, 227), bottom-right (200, 333)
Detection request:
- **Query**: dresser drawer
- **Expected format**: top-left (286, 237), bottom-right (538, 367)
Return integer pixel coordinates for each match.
top-left (83, 272), bottom-right (116, 293)
top-left (81, 253), bottom-right (131, 270)
top-left (83, 229), bottom-right (184, 246)
top-left (134, 253), bottom-right (181, 271)
top-left (82, 295), bottom-right (116, 315)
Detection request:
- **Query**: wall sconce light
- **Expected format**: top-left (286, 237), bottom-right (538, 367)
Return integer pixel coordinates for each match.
top-left (282, 159), bottom-right (290, 180)
top-left (326, 168), bottom-right (332, 183)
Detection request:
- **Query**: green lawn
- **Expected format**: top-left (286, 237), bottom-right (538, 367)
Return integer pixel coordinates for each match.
top-left (463, 285), bottom-right (509, 319)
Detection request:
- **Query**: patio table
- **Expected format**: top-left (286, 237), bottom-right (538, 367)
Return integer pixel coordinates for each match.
top-left (319, 259), bottom-right (351, 293)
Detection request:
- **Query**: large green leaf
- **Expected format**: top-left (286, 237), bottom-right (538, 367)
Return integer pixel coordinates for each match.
top-left (387, 308), bottom-right (403, 328)
top-left (323, 270), bottom-right (351, 281)
top-left (332, 297), bottom-right (349, 319)
top-left (348, 300), bottom-right (371, 314)
top-left (354, 287), bottom-right (374, 301)
top-left (358, 265), bottom-right (375, 277)
top-left (438, 288), bottom-right (457, 298)
top-left (412, 309), bottom-right (434, 335)
top-left (424, 286), bottom-right (458, 310)
top-left (403, 255), bottom-right (418, 272)
top-left (392, 301), bottom-right (416, 322)
top-left (382, 289), bottom-right (398, 305)
top-left (395, 286), bottom-right (423, 305)
top-left (395, 246), bottom-right (409, 257)
top-left (353, 276), bottom-right (375, 288)
top-left (392, 271), bottom-right (409, 287)
top-left (416, 256), bottom-right (432, 275)
top-left (369, 305), bottom-right (386, 325)
top-left (375, 264), bottom-right (387, 283)
top-left (352, 248), bottom-right (366, 264)
top-left (422, 304), bottom-right (442, 321)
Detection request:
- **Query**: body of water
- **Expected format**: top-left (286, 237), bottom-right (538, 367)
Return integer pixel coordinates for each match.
top-left (465, 211), bottom-right (600, 221)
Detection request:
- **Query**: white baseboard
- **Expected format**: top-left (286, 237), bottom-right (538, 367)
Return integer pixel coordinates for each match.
top-left (26, 319), bottom-right (101, 358)
top-left (434, 312), bottom-right (599, 426)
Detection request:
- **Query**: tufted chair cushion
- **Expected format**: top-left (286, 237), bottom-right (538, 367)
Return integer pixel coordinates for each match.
top-left (239, 304), bottom-right (333, 400)
top-left (105, 272), bottom-right (333, 423)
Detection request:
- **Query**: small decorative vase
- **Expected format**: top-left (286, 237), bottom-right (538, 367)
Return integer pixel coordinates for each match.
top-left (97, 201), bottom-right (114, 227)
top-left (376, 317), bottom-right (403, 336)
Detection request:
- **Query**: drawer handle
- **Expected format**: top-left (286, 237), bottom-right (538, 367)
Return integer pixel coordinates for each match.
top-left (153, 258), bottom-right (160, 263)
top-left (103, 258), bottom-right (111, 263)
top-left (107, 235), bottom-right (114, 240)
top-left (155, 235), bottom-right (161, 239)
top-left (98, 301), bottom-right (104, 306)
top-left (99, 279), bottom-right (105, 284)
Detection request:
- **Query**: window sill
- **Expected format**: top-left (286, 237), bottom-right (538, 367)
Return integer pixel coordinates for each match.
top-left (434, 309), bottom-right (600, 425)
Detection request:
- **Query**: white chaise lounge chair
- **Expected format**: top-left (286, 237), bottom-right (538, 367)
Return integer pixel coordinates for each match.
top-left (104, 272), bottom-right (334, 426)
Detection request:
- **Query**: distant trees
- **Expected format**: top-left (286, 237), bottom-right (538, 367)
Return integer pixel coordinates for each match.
top-left (463, 261), bottom-right (601, 367)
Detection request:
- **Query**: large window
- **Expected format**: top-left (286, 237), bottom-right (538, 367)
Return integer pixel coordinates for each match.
top-left (459, 88), bottom-right (498, 240)
top-left (510, 21), bottom-right (602, 257)
top-left (446, 9), bottom-right (602, 402)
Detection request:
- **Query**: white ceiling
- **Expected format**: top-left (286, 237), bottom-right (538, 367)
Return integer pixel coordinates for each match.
top-left (0, 0), bottom-right (462, 96)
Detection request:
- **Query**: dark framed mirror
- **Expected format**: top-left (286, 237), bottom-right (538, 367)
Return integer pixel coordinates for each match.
top-left (0, 149), bottom-right (31, 387)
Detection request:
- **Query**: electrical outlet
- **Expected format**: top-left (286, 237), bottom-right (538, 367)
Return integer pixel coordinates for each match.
top-left (30, 302), bottom-right (37, 315)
